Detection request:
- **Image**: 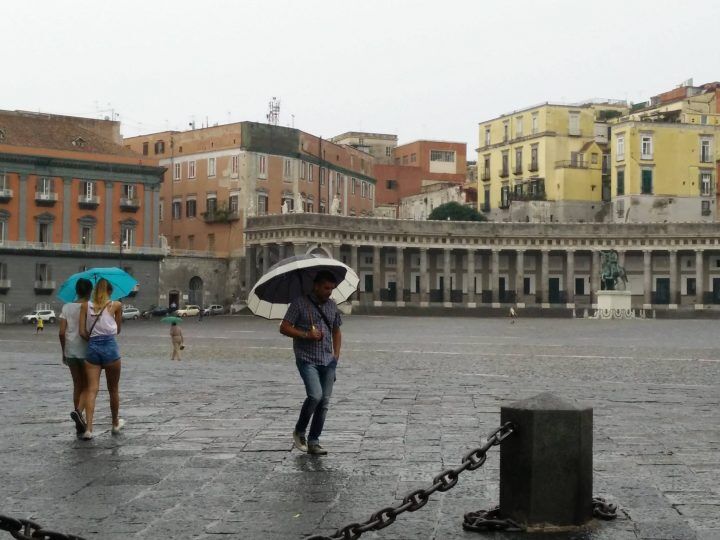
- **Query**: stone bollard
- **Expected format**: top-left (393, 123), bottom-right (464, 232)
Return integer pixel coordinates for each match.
top-left (500, 392), bottom-right (593, 530)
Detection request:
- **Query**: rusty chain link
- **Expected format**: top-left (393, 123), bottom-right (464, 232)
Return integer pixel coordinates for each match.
top-left (0, 514), bottom-right (86, 540)
top-left (592, 497), bottom-right (618, 520)
top-left (305, 422), bottom-right (515, 540)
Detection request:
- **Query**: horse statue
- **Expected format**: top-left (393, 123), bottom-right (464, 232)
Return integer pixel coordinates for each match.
top-left (600, 250), bottom-right (628, 291)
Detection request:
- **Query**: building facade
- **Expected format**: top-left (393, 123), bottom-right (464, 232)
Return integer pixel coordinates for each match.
top-left (330, 131), bottom-right (397, 165)
top-left (125, 122), bottom-right (377, 256)
top-left (0, 110), bottom-right (165, 322)
top-left (399, 181), bottom-right (477, 220)
top-left (374, 140), bottom-right (467, 215)
top-left (477, 101), bottom-right (628, 223)
top-left (245, 214), bottom-right (720, 313)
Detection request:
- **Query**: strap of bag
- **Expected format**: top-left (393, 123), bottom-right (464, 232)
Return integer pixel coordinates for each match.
top-left (307, 296), bottom-right (333, 332)
top-left (87, 301), bottom-right (110, 337)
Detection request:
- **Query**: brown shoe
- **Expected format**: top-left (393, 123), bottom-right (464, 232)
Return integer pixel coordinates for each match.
top-left (307, 443), bottom-right (327, 455)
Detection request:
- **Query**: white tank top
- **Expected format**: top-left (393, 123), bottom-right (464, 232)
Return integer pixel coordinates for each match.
top-left (87, 302), bottom-right (117, 337)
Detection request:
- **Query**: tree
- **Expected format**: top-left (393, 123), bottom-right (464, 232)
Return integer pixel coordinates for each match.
top-left (428, 202), bottom-right (487, 222)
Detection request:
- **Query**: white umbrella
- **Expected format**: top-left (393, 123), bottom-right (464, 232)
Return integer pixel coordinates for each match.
top-left (247, 254), bottom-right (359, 320)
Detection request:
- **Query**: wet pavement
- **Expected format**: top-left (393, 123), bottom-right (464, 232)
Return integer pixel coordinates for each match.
top-left (1, 315), bottom-right (719, 540)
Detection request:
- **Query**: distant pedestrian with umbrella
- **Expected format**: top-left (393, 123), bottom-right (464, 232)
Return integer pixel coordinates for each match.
top-left (78, 278), bottom-right (125, 440)
top-left (163, 316), bottom-right (184, 360)
top-left (58, 277), bottom-right (93, 436)
top-left (248, 254), bottom-right (358, 456)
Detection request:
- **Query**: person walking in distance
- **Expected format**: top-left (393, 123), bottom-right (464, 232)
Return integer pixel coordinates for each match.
top-left (59, 278), bottom-right (93, 436)
top-left (509, 306), bottom-right (518, 323)
top-left (280, 271), bottom-right (342, 456)
top-left (36, 316), bottom-right (44, 334)
top-left (78, 278), bottom-right (125, 440)
top-left (170, 322), bottom-right (184, 360)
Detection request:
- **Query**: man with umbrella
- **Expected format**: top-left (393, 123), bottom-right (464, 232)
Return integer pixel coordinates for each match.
top-left (280, 270), bottom-right (343, 456)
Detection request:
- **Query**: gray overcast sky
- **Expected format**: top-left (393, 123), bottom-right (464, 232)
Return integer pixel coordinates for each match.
top-left (5, 0), bottom-right (720, 154)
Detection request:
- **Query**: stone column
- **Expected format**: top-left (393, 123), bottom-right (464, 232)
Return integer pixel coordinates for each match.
top-left (515, 250), bottom-right (525, 305)
top-left (293, 242), bottom-right (308, 256)
top-left (331, 243), bottom-right (341, 260)
top-left (144, 184), bottom-right (152, 247)
top-left (565, 250), bottom-right (575, 306)
top-left (467, 249), bottom-right (476, 306)
top-left (617, 249), bottom-right (626, 269)
top-left (669, 250), bottom-right (678, 307)
top-left (443, 248), bottom-right (452, 305)
top-left (420, 248), bottom-right (429, 305)
top-left (695, 250), bottom-right (704, 307)
top-left (261, 244), bottom-right (270, 274)
top-left (540, 250), bottom-right (550, 306)
top-left (396, 246), bottom-right (405, 305)
top-left (643, 250), bottom-right (652, 307)
top-left (244, 245), bottom-right (256, 295)
top-left (104, 181), bottom-right (114, 245)
top-left (152, 186), bottom-right (160, 247)
top-left (350, 244), bottom-right (358, 271)
top-left (373, 245), bottom-right (381, 303)
top-left (18, 174), bottom-right (28, 241)
top-left (491, 249), bottom-right (500, 305)
top-left (62, 177), bottom-right (72, 244)
top-left (590, 251), bottom-right (600, 306)
top-left (277, 243), bottom-right (286, 260)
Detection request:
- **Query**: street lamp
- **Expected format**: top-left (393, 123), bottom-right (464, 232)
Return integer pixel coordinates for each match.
top-left (111, 238), bottom-right (128, 268)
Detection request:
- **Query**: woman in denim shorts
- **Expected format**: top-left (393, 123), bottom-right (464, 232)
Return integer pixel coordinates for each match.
top-left (79, 279), bottom-right (125, 440)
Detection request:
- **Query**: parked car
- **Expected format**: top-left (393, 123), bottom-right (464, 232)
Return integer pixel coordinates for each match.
top-left (203, 304), bottom-right (224, 316)
top-left (22, 310), bottom-right (57, 324)
top-left (122, 307), bottom-right (141, 320)
top-left (143, 305), bottom-right (169, 318)
top-left (175, 304), bottom-right (201, 317)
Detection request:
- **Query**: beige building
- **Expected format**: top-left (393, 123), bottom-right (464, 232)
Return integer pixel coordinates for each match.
top-left (330, 131), bottom-right (397, 165)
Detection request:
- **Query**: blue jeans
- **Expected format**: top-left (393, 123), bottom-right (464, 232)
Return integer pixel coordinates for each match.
top-left (295, 358), bottom-right (336, 444)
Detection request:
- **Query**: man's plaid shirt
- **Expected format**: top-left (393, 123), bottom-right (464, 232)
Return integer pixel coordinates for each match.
top-left (283, 294), bottom-right (342, 366)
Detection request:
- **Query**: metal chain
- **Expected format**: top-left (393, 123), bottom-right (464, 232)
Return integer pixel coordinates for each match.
top-left (0, 514), bottom-right (86, 540)
top-left (305, 422), bottom-right (515, 540)
top-left (592, 497), bottom-right (618, 520)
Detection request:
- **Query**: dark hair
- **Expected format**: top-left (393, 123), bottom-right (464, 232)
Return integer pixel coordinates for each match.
top-left (314, 270), bottom-right (338, 285)
top-left (171, 322), bottom-right (177, 326)
top-left (75, 278), bottom-right (93, 300)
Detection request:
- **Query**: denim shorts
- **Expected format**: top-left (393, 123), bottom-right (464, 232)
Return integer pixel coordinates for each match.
top-left (86, 335), bottom-right (120, 366)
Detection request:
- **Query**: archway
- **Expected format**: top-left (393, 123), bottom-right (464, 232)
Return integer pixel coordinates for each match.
top-left (189, 276), bottom-right (203, 306)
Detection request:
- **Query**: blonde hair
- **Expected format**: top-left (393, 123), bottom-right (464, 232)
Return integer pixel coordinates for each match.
top-left (92, 278), bottom-right (113, 311)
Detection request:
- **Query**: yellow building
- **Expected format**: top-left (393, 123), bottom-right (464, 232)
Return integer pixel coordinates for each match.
top-left (611, 82), bottom-right (720, 223)
top-left (477, 101), bottom-right (627, 222)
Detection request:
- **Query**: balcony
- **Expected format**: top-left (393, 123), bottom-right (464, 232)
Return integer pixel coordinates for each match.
top-left (528, 162), bottom-right (539, 172)
top-left (481, 170), bottom-right (491, 181)
top-left (499, 168), bottom-right (509, 178)
top-left (34, 280), bottom-right (56, 293)
top-left (120, 197), bottom-right (140, 212)
top-left (555, 160), bottom-right (589, 169)
top-left (202, 210), bottom-right (241, 223)
top-left (35, 192), bottom-right (58, 205)
top-left (0, 188), bottom-right (13, 202)
top-left (513, 165), bottom-right (523, 175)
top-left (78, 195), bottom-right (100, 208)
top-left (0, 278), bottom-right (10, 291)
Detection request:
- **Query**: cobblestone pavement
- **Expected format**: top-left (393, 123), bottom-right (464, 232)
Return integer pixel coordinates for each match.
top-left (1, 315), bottom-right (719, 540)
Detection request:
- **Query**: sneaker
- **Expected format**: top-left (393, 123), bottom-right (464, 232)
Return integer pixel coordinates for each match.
top-left (292, 431), bottom-right (308, 452)
top-left (70, 409), bottom-right (87, 435)
top-left (111, 419), bottom-right (126, 434)
top-left (307, 443), bottom-right (327, 456)
top-left (81, 431), bottom-right (93, 440)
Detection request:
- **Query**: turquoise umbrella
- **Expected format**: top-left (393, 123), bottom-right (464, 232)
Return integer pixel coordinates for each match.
top-left (57, 267), bottom-right (138, 303)
top-left (161, 316), bottom-right (183, 324)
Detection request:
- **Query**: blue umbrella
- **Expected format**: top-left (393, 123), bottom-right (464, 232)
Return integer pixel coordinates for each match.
top-left (57, 267), bottom-right (138, 303)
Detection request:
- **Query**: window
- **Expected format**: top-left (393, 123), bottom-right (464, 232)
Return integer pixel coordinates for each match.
top-left (701, 200), bottom-right (711, 216)
top-left (531, 113), bottom-right (538, 134)
top-left (207, 233), bottom-right (215, 252)
top-left (568, 112), bottom-right (580, 136)
top-left (232, 155), bottom-right (239, 174)
top-left (258, 155), bottom-right (267, 177)
top-left (700, 172), bottom-right (713, 196)
top-left (641, 169), bottom-right (653, 194)
top-left (0, 262), bottom-right (7, 280)
top-left (514, 147), bottom-right (523, 173)
top-left (142, 142), bottom-right (148, 156)
top-left (641, 135), bottom-right (653, 159)
top-left (82, 181), bottom-right (95, 198)
top-left (122, 184), bottom-right (136, 200)
top-left (483, 156), bottom-right (491, 178)
top-left (208, 157), bottom-right (216, 177)
top-left (173, 162), bottom-right (181, 181)
top-left (591, 153), bottom-right (598, 164)
top-left (336, 174), bottom-right (343, 194)
top-left (483, 188), bottom-right (490, 211)
top-left (206, 194), bottom-right (217, 215)
top-left (361, 181), bottom-right (367, 198)
top-left (187, 235), bottom-right (194, 250)
top-left (485, 128), bottom-right (491, 146)
top-left (515, 116), bottom-right (523, 137)
top-left (501, 151), bottom-right (509, 176)
top-left (0, 173), bottom-right (6, 190)
top-left (616, 169), bottom-right (625, 196)
top-left (172, 200), bottom-right (182, 220)
top-left (121, 226), bottom-right (134, 248)
top-left (385, 146), bottom-right (392, 156)
top-left (411, 153), bottom-right (417, 163)
top-left (257, 193), bottom-right (268, 215)
top-left (351, 178), bottom-right (357, 194)
top-left (301, 161), bottom-right (306, 180)
top-left (402, 155), bottom-right (409, 165)
top-left (320, 168), bottom-right (326, 185)
top-left (0, 220), bottom-right (6, 243)
top-left (308, 164), bottom-right (313, 182)
top-left (530, 145), bottom-right (538, 170)
top-left (186, 199), bottom-right (197, 218)
top-left (38, 176), bottom-right (53, 195)
top-left (386, 180), bottom-right (398, 190)
top-left (154, 141), bottom-right (165, 154)
top-left (173, 236), bottom-right (180, 248)
top-left (159, 200), bottom-right (164, 222)
top-left (503, 121), bottom-right (509, 142)
top-left (700, 138), bottom-right (713, 163)
top-left (229, 194), bottom-right (239, 214)
top-left (188, 160), bottom-right (196, 179)
top-left (687, 277), bottom-right (696, 295)
top-left (430, 150), bottom-right (455, 162)
top-left (616, 135), bottom-right (625, 161)
top-left (283, 158), bottom-right (292, 179)
top-left (500, 185), bottom-right (509, 208)
top-left (35, 263), bottom-right (51, 283)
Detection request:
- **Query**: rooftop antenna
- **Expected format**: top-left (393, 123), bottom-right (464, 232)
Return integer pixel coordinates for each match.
top-left (266, 97), bottom-right (280, 126)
